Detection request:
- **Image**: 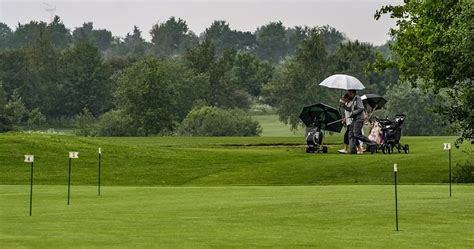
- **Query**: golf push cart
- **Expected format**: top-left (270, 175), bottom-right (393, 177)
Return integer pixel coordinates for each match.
top-left (299, 103), bottom-right (343, 153)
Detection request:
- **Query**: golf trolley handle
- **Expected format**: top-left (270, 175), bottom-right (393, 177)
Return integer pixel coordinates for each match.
top-left (327, 118), bottom-right (344, 126)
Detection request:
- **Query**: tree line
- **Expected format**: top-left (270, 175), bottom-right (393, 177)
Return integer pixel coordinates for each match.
top-left (0, 13), bottom-right (462, 137)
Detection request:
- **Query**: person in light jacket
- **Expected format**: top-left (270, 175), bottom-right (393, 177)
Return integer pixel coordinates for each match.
top-left (343, 90), bottom-right (376, 154)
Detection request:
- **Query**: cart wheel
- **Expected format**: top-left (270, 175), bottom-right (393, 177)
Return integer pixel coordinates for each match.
top-left (322, 146), bottom-right (328, 153)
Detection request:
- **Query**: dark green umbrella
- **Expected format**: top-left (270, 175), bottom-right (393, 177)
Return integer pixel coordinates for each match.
top-left (361, 94), bottom-right (387, 110)
top-left (299, 103), bottom-right (343, 133)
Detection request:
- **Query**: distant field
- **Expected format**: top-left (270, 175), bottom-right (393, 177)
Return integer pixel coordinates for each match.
top-left (0, 133), bottom-right (470, 186)
top-left (1, 185), bottom-right (473, 248)
top-left (252, 114), bottom-right (305, 137)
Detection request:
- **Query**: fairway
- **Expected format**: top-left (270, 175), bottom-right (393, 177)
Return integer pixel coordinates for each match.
top-left (1, 185), bottom-right (473, 248)
top-left (1, 133), bottom-right (473, 248)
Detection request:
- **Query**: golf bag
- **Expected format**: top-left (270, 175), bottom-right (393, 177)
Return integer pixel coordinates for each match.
top-left (306, 126), bottom-right (328, 153)
top-left (376, 114), bottom-right (409, 154)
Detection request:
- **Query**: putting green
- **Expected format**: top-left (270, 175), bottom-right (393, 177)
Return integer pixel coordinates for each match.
top-left (1, 185), bottom-right (473, 248)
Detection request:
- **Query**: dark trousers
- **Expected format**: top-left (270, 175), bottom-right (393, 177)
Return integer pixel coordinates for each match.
top-left (344, 127), bottom-right (349, 145)
top-left (350, 119), bottom-right (374, 152)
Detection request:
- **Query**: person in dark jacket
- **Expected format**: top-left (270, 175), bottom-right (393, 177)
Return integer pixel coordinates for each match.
top-left (344, 90), bottom-right (376, 154)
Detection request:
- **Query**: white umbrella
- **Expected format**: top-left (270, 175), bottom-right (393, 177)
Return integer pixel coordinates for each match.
top-left (319, 74), bottom-right (365, 90)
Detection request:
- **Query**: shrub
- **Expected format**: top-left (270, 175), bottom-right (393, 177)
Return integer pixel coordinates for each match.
top-left (75, 107), bottom-right (97, 136)
top-left (453, 149), bottom-right (474, 183)
top-left (177, 106), bottom-right (262, 136)
top-left (27, 108), bottom-right (47, 130)
top-left (96, 109), bottom-right (138, 137)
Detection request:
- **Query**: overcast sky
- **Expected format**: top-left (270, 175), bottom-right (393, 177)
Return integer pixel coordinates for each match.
top-left (0, 0), bottom-right (403, 45)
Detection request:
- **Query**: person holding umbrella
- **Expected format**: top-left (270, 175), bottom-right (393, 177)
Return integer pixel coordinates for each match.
top-left (338, 94), bottom-right (352, 154)
top-left (344, 90), bottom-right (376, 154)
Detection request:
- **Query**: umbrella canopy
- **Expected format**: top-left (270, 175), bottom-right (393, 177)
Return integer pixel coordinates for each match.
top-left (299, 103), bottom-right (343, 133)
top-left (361, 94), bottom-right (387, 109)
top-left (319, 74), bottom-right (365, 90)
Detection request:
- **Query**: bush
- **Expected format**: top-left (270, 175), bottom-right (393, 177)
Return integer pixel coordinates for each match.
top-left (177, 106), bottom-right (262, 136)
top-left (75, 107), bottom-right (97, 136)
top-left (27, 108), bottom-right (47, 130)
top-left (453, 149), bottom-right (474, 183)
top-left (96, 109), bottom-right (138, 137)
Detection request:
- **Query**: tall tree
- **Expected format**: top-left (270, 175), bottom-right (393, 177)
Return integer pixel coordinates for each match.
top-left (375, 0), bottom-right (473, 143)
top-left (61, 41), bottom-right (112, 117)
top-left (254, 22), bottom-right (288, 62)
top-left (9, 21), bottom-right (47, 48)
top-left (263, 28), bottom-right (336, 129)
top-left (0, 49), bottom-right (32, 100)
top-left (115, 58), bottom-right (207, 135)
top-left (231, 52), bottom-right (273, 97)
top-left (27, 28), bottom-right (62, 113)
top-left (330, 40), bottom-right (395, 95)
top-left (0, 83), bottom-right (11, 132)
top-left (202, 20), bottom-right (256, 54)
top-left (72, 22), bottom-right (113, 51)
top-left (150, 17), bottom-right (198, 57)
top-left (285, 26), bottom-right (310, 56)
top-left (318, 25), bottom-right (347, 55)
top-left (47, 16), bottom-right (72, 49)
top-left (0, 23), bottom-right (12, 49)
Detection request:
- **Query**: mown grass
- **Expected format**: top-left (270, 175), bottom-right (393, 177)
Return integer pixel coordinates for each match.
top-left (1, 185), bottom-right (473, 248)
top-left (0, 133), bottom-right (470, 186)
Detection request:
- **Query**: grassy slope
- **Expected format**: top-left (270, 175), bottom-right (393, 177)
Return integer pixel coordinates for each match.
top-left (1, 185), bottom-right (473, 248)
top-left (0, 133), bottom-right (470, 186)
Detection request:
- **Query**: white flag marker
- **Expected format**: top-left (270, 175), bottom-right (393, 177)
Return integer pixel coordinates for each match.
top-left (69, 152), bottom-right (79, 159)
top-left (394, 163), bottom-right (398, 172)
top-left (24, 155), bottom-right (34, 163)
top-left (443, 143), bottom-right (451, 150)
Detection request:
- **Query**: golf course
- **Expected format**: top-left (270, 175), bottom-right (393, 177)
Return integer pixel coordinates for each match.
top-left (1, 0), bottom-right (473, 248)
top-left (1, 116), bottom-right (473, 248)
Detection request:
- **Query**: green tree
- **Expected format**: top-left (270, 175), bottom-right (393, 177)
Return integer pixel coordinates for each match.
top-left (231, 52), bottom-right (273, 97)
top-left (8, 17), bottom-right (71, 49)
top-left (379, 82), bottom-right (452, 136)
top-left (9, 21), bottom-right (47, 48)
top-left (150, 17), bottom-right (198, 57)
top-left (26, 28), bottom-right (62, 116)
top-left (330, 40), bottom-right (396, 95)
top-left (202, 20), bottom-right (256, 54)
top-left (72, 22), bottom-right (113, 51)
top-left (5, 90), bottom-right (28, 127)
top-left (285, 26), bottom-right (309, 56)
top-left (375, 0), bottom-right (473, 143)
top-left (263, 28), bottom-right (337, 129)
top-left (254, 22), bottom-right (288, 62)
top-left (115, 57), bottom-right (207, 136)
top-left (0, 23), bottom-right (12, 49)
top-left (27, 108), bottom-right (47, 130)
top-left (0, 49), bottom-right (33, 101)
top-left (183, 40), bottom-right (216, 74)
top-left (318, 25), bottom-right (347, 55)
top-left (108, 26), bottom-right (149, 58)
top-left (47, 16), bottom-right (72, 49)
top-left (61, 41), bottom-right (112, 117)
top-left (0, 83), bottom-right (11, 132)
top-left (184, 42), bottom-right (253, 109)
